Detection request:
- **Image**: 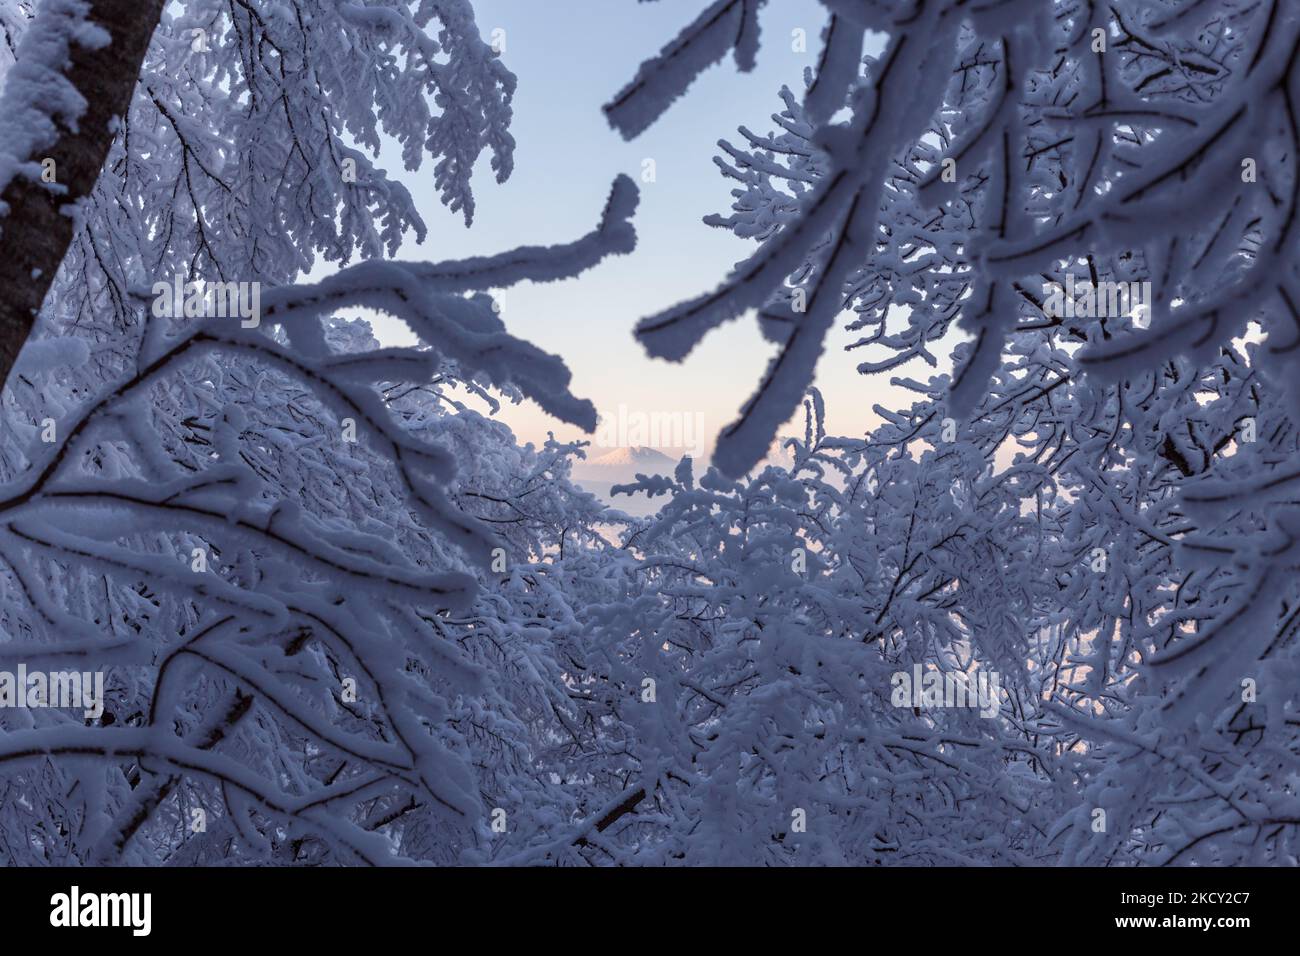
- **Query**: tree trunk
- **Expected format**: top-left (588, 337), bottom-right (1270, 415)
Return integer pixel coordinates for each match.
top-left (0, 0), bottom-right (166, 390)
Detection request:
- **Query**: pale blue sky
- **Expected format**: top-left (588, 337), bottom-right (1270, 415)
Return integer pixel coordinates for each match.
top-left (376, 0), bottom-right (909, 455)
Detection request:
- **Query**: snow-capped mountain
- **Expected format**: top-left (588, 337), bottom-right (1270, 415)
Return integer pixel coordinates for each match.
top-left (578, 445), bottom-right (676, 477)
top-left (571, 447), bottom-right (678, 516)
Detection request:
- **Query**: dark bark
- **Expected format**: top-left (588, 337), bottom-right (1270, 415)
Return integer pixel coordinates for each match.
top-left (93, 690), bottom-right (255, 864)
top-left (0, 0), bottom-right (166, 390)
top-left (576, 787), bottom-right (646, 846)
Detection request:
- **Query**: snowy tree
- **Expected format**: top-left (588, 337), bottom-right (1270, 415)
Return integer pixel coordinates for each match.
top-left (609, 0), bottom-right (1296, 477)
top-left (0, 0), bottom-right (1296, 870)
top-left (600, 0), bottom-right (1300, 864)
top-left (1, 0), bottom-right (518, 387)
top-left (478, 386), bottom-right (1136, 865)
top-left (0, 0), bottom-right (644, 865)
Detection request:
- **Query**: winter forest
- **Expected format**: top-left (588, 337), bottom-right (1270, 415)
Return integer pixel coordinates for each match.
top-left (0, 0), bottom-right (1295, 869)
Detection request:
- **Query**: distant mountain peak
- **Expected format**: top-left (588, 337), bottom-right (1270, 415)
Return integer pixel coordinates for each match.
top-left (585, 446), bottom-right (675, 469)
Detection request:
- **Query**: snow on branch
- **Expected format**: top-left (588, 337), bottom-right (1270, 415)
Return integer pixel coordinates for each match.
top-left (0, 168), bottom-right (638, 864)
